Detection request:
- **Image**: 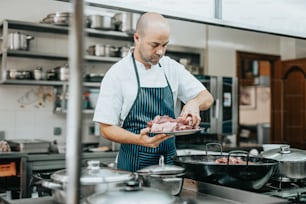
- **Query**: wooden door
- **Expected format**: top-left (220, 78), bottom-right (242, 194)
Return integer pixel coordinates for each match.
top-left (271, 58), bottom-right (306, 149)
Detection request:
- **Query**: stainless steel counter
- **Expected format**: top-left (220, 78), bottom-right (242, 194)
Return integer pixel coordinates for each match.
top-left (1, 179), bottom-right (288, 204)
top-left (26, 151), bottom-right (118, 171)
top-left (0, 152), bottom-right (27, 158)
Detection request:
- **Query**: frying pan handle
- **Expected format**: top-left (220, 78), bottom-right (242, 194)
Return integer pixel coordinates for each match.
top-left (227, 150), bottom-right (250, 166)
top-left (205, 143), bottom-right (223, 156)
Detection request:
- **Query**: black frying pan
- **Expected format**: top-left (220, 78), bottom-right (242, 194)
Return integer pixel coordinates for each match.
top-left (173, 151), bottom-right (279, 191)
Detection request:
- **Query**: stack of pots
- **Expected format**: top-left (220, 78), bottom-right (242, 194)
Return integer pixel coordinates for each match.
top-left (0, 32), bottom-right (34, 51)
top-left (261, 145), bottom-right (306, 181)
top-left (87, 44), bottom-right (120, 57)
top-left (87, 14), bottom-right (115, 30)
top-left (136, 155), bottom-right (185, 196)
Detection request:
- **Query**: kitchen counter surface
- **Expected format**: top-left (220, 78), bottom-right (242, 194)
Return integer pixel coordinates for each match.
top-left (26, 151), bottom-right (118, 161)
top-left (0, 152), bottom-right (27, 158)
top-left (1, 179), bottom-right (288, 204)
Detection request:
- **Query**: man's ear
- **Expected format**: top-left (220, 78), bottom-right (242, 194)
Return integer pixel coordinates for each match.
top-left (134, 32), bottom-right (140, 43)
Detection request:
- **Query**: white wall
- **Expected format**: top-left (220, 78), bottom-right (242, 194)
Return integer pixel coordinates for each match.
top-left (0, 0), bottom-right (305, 143)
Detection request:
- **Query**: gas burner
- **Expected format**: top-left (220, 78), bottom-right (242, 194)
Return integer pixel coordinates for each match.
top-left (271, 176), bottom-right (306, 184)
top-left (266, 180), bottom-right (304, 191)
top-left (261, 178), bottom-right (306, 203)
top-left (263, 185), bottom-right (306, 203)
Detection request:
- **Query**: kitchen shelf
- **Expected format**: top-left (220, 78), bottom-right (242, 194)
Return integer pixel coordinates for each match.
top-left (1, 80), bottom-right (101, 87)
top-left (54, 109), bottom-right (95, 114)
top-left (1, 80), bottom-right (65, 86)
top-left (1, 19), bottom-right (133, 40)
top-left (1, 51), bottom-right (122, 62)
top-left (2, 50), bottom-right (67, 60)
top-left (0, 18), bottom-right (205, 116)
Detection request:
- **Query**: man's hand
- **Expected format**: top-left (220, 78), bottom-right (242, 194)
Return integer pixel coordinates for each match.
top-left (180, 100), bottom-right (201, 128)
top-left (138, 127), bottom-right (173, 148)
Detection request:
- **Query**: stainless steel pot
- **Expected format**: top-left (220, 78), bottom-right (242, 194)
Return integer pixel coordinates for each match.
top-left (85, 180), bottom-right (176, 204)
top-left (41, 12), bottom-right (71, 26)
top-left (58, 64), bottom-right (69, 81)
top-left (120, 45), bottom-right (130, 57)
top-left (42, 161), bottom-right (134, 203)
top-left (261, 145), bottom-right (306, 180)
top-left (104, 44), bottom-right (119, 57)
top-left (87, 15), bottom-right (115, 30)
top-left (137, 155), bottom-right (185, 195)
top-left (113, 12), bottom-right (140, 34)
top-left (87, 44), bottom-right (105, 56)
top-left (0, 32), bottom-right (34, 50)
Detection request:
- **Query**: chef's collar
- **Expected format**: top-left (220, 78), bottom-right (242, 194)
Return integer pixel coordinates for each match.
top-left (129, 47), bottom-right (162, 68)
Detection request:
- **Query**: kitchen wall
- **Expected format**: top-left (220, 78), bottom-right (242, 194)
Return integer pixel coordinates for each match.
top-left (0, 0), bottom-right (305, 144)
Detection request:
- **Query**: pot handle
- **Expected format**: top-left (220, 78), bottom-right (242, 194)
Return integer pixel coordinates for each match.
top-left (26, 35), bottom-right (34, 40)
top-left (227, 150), bottom-right (250, 166)
top-left (41, 180), bottom-right (63, 190)
top-left (162, 177), bottom-right (182, 182)
top-left (205, 143), bottom-right (223, 155)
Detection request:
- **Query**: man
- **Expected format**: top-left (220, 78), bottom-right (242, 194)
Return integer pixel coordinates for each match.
top-left (93, 12), bottom-right (214, 172)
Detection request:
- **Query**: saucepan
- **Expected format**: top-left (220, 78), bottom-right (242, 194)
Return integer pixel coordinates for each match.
top-left (173, 144), bottom-right (279, 191)
top-left (84, 181), bottom-right (176, 204)
top-left (261, 145), bottom-right (306, 180)
top-left (41, 12), bottom-right (71, 26)
top-left (136, 155), bottom-right (185, 196)
top-left (0, 32), bottom-right (34, 51)
top-left (87, 15), bottom-right (115, 30)
top-left (41, 160), bottom-right (134, 203)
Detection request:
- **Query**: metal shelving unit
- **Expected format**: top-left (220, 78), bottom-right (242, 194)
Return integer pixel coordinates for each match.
top-left (0, 19), bottom-right (132, 85)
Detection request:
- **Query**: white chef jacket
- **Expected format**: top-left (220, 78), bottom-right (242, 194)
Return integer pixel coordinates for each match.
top-left (93, 50), bottom-right (206, 126)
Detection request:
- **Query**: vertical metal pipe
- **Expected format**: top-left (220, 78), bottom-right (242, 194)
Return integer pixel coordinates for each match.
top-left (214, 0), bottom-right (222, 19)
top-left (66, 0), bottom-right (84, 203)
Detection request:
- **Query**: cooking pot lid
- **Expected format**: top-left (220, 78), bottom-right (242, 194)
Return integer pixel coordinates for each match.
top-left (85, 187), bottom-right (175, 204)
top-left (137, 155), bottom-right (184, 175)
top-left (261, 145), bottom-right (306, 162)
top-left (51, 165), bottom-right (133, 185)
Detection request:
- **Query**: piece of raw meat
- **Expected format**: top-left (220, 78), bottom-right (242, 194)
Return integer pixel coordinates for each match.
top-left (147, 115), bottom-right (194, 133)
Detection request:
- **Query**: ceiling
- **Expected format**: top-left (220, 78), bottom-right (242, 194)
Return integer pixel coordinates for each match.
top-left (84, 0), bottom-right (306, 39)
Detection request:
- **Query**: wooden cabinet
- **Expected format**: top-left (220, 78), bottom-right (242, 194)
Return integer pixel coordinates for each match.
top-left (272, 58), bottom-right (306, 149)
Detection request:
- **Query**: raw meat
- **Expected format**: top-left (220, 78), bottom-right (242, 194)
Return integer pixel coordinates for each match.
top-left (215, 157), bottom-right (253, 165)
top-left (147, 115), bottom-right (194, 133)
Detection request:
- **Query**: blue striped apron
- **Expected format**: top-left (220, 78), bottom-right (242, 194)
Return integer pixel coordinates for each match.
top-left (117, 53), bottom-right (176, 172)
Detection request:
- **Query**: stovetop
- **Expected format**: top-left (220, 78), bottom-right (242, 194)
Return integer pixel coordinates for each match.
top-left (256, 178), bottom-right (306, 203)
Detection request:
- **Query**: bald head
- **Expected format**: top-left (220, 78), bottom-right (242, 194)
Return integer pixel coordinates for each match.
top-left (133, 12), bottom-right (170, 68)
top-left (136, 12), bottom-right (170, 37)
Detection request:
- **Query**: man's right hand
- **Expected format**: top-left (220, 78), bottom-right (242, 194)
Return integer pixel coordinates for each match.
top-left (138, 127), bottom-right (173, 148)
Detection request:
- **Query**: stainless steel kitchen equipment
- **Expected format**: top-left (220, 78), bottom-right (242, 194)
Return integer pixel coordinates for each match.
top-left (58, 64), bottom-right (69, 81)
top-left (0, 179), bottom-right (289, 204)
top-left (7, 139), bottom-right (50, 153)
top-left (104, 44), bottom-right (119, 57)
top-left (136, 155), bottom-right (185, 195)
top-left (87, 15), bottom-right (115, 30)
top-left (86, 44), bottom-right (105, 56)
top-left (261, 145), bottom-right (306, 180)
top-left (84, 182), bottom-right (176, 204)
top-left (119, 45), bottom-right (130, 57)
top-left (0, 32), bottom-right (34, 51)
top-left (196, 75), bottom-right (238, 135)
top-left (41, 161), bottom-right (134, 203)
top-left (113, 12), bottom-right (140, 34)
top-left (41, 12), bottom-right (71, 26)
